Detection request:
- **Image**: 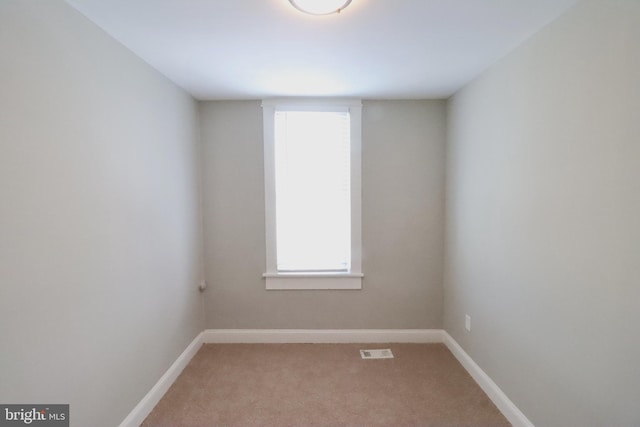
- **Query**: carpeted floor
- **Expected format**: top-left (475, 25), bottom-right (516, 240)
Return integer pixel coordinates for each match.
top-left (141, 343), bottom-right (511, 427)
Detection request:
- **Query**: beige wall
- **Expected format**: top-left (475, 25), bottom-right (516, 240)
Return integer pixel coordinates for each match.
top-left (0, 2), bottom-right (204, 426)
top-left (201, 100), bottom-right (446, 329)
top-left (445, 1), bottom-right (640, 426)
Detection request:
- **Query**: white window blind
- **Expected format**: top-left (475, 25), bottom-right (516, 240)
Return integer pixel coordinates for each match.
top-left (274, 110), bottom-right (351, 272)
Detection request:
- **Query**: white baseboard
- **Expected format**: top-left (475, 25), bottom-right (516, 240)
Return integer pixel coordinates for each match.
top-left (442, 331), bottom-right (535, 427)
top-left (202, 328), bottom-right (444, 344)
top-left (119, 329), bottom-right (533, 427)
top-left (118, 332), bottom-right (203, 427)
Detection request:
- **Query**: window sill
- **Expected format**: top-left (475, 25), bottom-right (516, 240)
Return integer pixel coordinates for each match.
top-left (263, 273), bottom-right (363, 290)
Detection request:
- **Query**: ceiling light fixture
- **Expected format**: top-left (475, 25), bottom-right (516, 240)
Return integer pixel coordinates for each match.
top-left (288, 0), bottom-right (352, 16)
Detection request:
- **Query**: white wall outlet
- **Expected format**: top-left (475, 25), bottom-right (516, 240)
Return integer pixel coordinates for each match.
top-left (465, 314), bottom-right (471, 332)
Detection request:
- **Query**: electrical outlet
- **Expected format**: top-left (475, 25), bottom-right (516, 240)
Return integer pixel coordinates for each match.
top-left (465, 314), bottom-right (471, 332)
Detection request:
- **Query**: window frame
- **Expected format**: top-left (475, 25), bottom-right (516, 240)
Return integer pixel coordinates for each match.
top-left (262, 99), bottom-right (363, 290)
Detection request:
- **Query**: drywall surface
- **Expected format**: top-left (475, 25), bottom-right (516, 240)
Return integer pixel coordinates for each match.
top-left (445, 1), bottom-right (640, 426)
top-left (201, 100), bottom-right (446, 328)
top-left (0, 2), bottom-right (203, 426)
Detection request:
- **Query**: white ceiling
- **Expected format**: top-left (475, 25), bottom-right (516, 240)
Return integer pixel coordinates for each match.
top-left (65, 0), bottom-right (577, 100)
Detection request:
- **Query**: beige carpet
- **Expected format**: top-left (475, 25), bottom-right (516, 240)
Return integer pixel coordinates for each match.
top-left (141, 343), bottom-right (511, 427)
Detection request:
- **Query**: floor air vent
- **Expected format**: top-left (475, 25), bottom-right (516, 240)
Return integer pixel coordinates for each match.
top-left (360, 349), bottom-right (394, 359)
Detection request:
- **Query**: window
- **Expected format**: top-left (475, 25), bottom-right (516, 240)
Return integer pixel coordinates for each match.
top-left (262, 99), bottom-right (363, 290)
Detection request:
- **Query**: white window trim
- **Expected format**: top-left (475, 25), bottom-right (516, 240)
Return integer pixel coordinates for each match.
top-left (262, 98), bottom-right (363, 290)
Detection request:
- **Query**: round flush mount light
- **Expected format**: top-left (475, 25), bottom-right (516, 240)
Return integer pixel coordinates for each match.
top-left (288, 0), bottom-right (352, 15)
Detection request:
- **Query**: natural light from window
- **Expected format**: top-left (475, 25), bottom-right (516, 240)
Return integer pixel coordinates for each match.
top-left (274, 110), bottom-right (351, 272)
top-left (262, 99), bottom-right (362, 290)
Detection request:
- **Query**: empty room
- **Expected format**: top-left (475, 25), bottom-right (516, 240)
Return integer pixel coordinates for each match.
top-left (1, 0), bottom-right (638, 426)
